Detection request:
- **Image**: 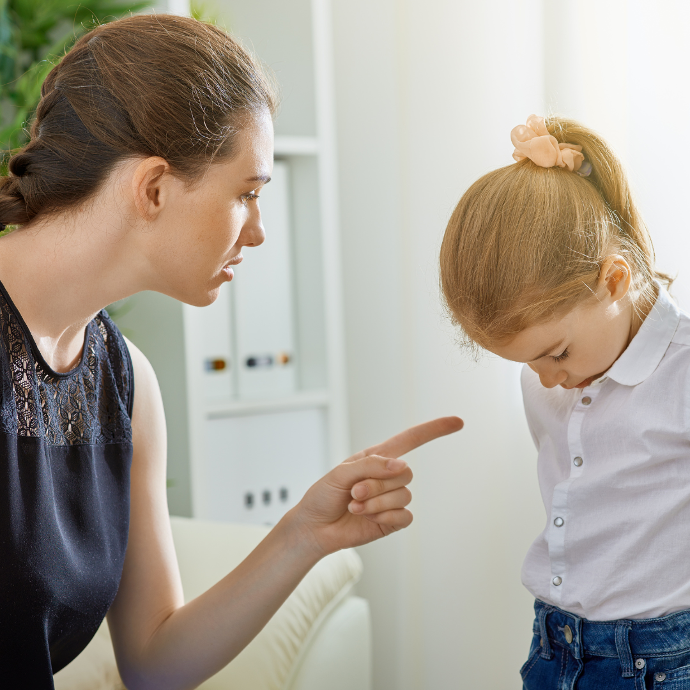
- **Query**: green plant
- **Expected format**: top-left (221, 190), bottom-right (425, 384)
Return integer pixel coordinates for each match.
top-left (190, 0), bottom-right (219, 24)
top-left (0, 0), bottom-right (150, 165)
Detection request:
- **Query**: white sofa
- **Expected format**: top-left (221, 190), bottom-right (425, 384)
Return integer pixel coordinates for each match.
top-left (54, 516), bottom-right (372, 690)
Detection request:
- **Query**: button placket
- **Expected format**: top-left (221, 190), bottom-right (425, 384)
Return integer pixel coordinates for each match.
top-left (548, 388), bottom-right (598, 602)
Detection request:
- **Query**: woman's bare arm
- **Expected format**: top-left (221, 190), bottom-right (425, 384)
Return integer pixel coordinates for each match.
top-left (107, 339), bottom-right (461, 690)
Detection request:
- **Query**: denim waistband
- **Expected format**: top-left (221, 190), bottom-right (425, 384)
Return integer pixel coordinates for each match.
top-left (533, 600), bottom-right (690, 678)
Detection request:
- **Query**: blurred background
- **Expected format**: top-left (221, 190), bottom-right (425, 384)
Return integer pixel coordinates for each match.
top-left (4, 0), bottom-right (690, 688)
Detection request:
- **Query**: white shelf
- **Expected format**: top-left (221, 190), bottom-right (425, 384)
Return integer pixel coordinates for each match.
top-left (205, 389), bottom-right (331, 419)
top-left (115, 0), bottom-right (349, 519)
top-left (274, 135), bottom-right (319, 156)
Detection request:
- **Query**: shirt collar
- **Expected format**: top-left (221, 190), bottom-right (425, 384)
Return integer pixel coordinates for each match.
top-left (605, 283), bottom-right (681, 387)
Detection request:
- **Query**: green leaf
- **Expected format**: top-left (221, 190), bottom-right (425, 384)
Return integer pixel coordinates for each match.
top-left (1, 0), bottom-right (152, 161)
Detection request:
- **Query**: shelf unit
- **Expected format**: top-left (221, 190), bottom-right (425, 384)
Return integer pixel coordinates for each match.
top-left (117, 0), bottom-right (348, 523)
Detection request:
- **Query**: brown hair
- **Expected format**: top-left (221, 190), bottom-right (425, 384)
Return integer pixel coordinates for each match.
top-left (0, 14), bottom-right (277, 226)
top-left (439, 116), bottom-right (671, 351)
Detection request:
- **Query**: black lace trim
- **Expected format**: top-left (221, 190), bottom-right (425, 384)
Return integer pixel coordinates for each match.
top-left (0, 283), bottom-right (133, 446)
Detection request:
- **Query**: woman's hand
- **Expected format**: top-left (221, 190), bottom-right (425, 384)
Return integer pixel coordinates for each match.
top-left (113, 343), bottom-right (463, 689)
top-left (292, 416), bottom-right (463, 557)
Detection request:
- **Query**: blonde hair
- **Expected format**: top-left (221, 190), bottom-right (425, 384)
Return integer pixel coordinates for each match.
top-left (439, 116), bottom-right (671, 351)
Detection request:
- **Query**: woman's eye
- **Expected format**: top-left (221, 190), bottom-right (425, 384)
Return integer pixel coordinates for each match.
top-left (241, 192), bottom-right (260, 205)
top-left (553, 349), bottom-right (570, 363)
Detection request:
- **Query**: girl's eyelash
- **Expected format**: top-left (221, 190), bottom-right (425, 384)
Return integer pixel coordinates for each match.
top-left (553, 348), bottom-right (570, 363)
top-left (241, 192), bottom-right (260, 204)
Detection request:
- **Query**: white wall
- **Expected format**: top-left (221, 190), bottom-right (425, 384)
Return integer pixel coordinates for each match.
top-left (333, 2), bottom-right (690, 688)
top-left (332, 1), bottom-right (545, 688)
top-left (544, 0), bottom-right (690, 308)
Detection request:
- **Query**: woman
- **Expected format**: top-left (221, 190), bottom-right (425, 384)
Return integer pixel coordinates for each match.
top-left (0, 13), bottom-right (461, 688)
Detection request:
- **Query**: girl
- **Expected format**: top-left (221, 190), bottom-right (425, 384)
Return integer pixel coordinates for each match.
top-left (440, 115), bottom-right (690, 689)
top-left (0, 13), bottom-right (462, 689)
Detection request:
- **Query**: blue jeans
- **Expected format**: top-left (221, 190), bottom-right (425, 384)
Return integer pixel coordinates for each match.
top-left (521, 600), bottom-right (690, 689)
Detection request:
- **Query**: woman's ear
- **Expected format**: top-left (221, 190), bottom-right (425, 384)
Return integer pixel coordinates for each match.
top-left (598, 254), bottom-right (632, 303)
top-left (131, 156), bottom-right (172, 221)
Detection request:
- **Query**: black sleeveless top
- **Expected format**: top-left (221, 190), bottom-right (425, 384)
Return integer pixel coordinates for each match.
top-left (0, 281), bottom-right (134, 687)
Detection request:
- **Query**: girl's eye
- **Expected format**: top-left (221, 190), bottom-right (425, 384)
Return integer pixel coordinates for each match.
top-left (553, 349), bottom-right (570, 363)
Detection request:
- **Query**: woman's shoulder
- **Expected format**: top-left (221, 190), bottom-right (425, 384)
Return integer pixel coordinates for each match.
top-left (93, 310), bottom-right (137, 419)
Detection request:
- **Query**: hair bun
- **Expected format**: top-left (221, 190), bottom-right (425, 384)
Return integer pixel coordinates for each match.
top-left (8, 152), bottom-right (32, 178)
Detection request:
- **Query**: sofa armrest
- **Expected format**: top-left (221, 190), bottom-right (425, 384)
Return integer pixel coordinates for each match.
top-left (54, 516), bottom-right (368, 690)
top-left (171, 516), bottom-right (365, 690)
top-left (287, 596), bottom-right (372, 690)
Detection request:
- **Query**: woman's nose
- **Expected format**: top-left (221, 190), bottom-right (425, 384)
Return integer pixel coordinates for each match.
top-left (242, 218), bottom-right (266, 248)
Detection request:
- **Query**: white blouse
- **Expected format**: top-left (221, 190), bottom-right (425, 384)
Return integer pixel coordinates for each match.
top-left (521, 285), bottom-right (690, 621)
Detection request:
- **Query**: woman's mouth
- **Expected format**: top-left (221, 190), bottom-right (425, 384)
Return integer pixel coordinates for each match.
top-left (222, 255), bottom-right (243, 280)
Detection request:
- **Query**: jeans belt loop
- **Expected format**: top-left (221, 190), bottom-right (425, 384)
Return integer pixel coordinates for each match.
top-left (538, 605), bottom-right (554, 659)
top-left (571, 616), bottom-right (584, 660)
top-left (615, 621), bottom-right (634, 678)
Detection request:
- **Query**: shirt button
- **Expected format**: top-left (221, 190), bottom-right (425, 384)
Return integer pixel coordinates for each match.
top-left (635, 658), bottom-right (646, 669)
top-left (573, 456), bottom-right (583, 467)
top-left (554, 517), bottom-right (564, 527)
top-left (552, 576), bottom-right (562, 586)
top-left (655, 672), bottom-right (667, 682)
top-left (581, 396), bottom-right (592, 405)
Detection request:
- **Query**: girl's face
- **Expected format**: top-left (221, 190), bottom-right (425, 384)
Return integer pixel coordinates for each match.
top-left (140, 109), bottom-right (274, 306)
top-left (488, 261), bottom-right (639, 389)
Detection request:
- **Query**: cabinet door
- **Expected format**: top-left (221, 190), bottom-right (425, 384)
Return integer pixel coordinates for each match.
top-left (202, 408), bottom-right (326, 525)
top-left (186, 284), bottom-right (234, 405)
top-left (232, 160), bottom-right (297, 400)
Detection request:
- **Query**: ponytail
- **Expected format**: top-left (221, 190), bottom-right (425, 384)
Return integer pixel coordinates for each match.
top-left (546, 118), bottom-right (672, 291)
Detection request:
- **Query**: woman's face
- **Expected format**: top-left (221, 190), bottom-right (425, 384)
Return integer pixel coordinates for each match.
top-left (143, 109), bottom-right (274, 306)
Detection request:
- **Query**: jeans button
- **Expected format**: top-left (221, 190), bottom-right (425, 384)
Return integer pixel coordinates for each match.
top-left (635, 658), bottom-right (646, 669)
top-left (655, 672), bottom-right (667, 682)
top-left (563, 625), bottom-right (573, 644)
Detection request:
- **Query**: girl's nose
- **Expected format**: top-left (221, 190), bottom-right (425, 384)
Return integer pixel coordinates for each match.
top-left (529, 362), bottom-right (568, 389)
top-left (539, 370), bottom-right (568, 388)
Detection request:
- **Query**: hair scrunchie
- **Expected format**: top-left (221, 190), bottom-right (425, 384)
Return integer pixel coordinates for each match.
top-left (511, 114), bottom-right (591, 175)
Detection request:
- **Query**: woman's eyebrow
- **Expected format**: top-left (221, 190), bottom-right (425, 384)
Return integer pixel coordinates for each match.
top-left (245, 174), bottom-right (271, 183)
top-left (529, 340), bottom-right (565, 361)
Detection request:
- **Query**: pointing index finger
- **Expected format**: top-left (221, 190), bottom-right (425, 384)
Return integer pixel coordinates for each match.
top-left (363, 416), bottom-right (463, 459)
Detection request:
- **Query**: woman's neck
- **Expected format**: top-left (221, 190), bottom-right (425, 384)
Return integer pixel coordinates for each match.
top-left (0, 205), bottom-right (148, 372)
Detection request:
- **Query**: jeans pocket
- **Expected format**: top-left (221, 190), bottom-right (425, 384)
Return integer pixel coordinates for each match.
top-left (652, 663), bottom-right (690, 689)
top-left (519, 633), bottom-right (542, 681)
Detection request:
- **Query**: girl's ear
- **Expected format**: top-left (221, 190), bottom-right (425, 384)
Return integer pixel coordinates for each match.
top-left (131, 156), bottom-right (172, 221)
top-left (598, 254), bottom-right (632, 302)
